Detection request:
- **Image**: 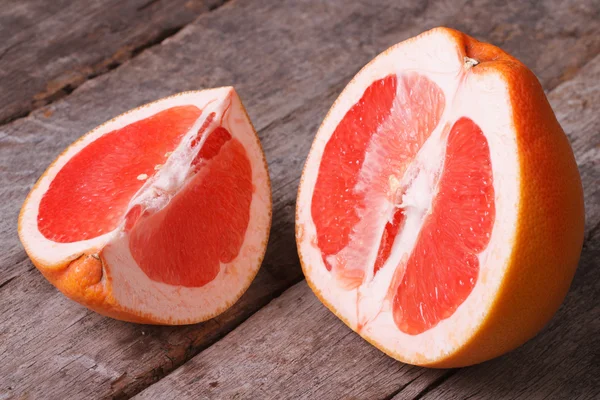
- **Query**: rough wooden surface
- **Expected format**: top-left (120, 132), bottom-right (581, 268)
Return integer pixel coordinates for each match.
top-left (134, 54), bottom-right (600, 399)
top-left (137, 281), bottom-right (450, 400)
top-left (1, 0), bottom-right (600, 399)
top-left (0, 0), bottom-right (227, 124)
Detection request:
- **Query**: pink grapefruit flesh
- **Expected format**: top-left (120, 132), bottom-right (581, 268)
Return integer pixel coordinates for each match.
top-left (392, 117), bottom-right (494, 335)
top-left (38, 106), bottom-right (202, 243)
top-left (129, 132), bottom-right (253, 287)
top-left (311, 73), bottom-right (493, 335)
top-left (19, 88), bottom-right (272, 324)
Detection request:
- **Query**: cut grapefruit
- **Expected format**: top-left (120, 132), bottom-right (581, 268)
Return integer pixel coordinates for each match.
top-left (296, 27), bottom-right (584, 367)
top-left (19, 88), bottom-right (271, 324)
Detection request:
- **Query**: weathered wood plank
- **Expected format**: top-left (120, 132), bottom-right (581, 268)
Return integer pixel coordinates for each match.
top-left (1, 0), bottom-right (600, 398)
top-left (134, 54), bottom-right (600, 400)
top-left (0, 0), bottom-right (227, 124)
top-left (137, 281), bottom-right (449, 400)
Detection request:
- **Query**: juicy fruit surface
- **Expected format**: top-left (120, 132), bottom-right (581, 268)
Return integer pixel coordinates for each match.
top-left (393, 117), bottom-right (494, 334)
top-left (38, 106), bottom-right (202, 242)
top-left (312, 74), bottom-right (445, 280)
top-left (38, 105), bottom-right (253, 288)
top-left (129, 132), bottom-right (253, 287)
top-left (311, 73), bottom-right (495, 334)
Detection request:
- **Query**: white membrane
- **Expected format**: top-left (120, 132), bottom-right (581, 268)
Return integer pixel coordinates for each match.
top-left (296, 29), bottom-right (520, 362)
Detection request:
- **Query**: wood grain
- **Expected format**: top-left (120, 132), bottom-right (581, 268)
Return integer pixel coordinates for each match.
top-left (135, 54), bottom-right (600, 400)
top-left (136, 281), bottom-right (449, 400)
top-left (1, 0), bottom-right (599, 398)
top-left (0, 0), bottom-right (228, 124)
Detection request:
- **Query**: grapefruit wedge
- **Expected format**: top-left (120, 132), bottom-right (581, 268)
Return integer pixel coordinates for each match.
top-left (296, 27), bottom-right (584, 367)
top-left (19, 88), bottom-right (271, 324)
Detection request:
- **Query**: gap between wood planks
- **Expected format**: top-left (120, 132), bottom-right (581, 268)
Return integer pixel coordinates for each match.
top-left (0, 0), bottom-right (232, 126)
top-left (409, 370), bottom-right (458, 400)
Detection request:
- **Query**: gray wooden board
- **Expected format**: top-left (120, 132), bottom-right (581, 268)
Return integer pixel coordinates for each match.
top-left (0, 0), bottom-right (227, 124)
top-left (133, 54), bottom-right (600, 400)
top-left (1, 0), bottom-right (600, 398)
top-left (137, 280), bottom-right (450, 400)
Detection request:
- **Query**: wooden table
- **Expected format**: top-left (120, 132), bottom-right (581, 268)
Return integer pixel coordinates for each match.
top-left (1, 1), bottom-right (599, 399)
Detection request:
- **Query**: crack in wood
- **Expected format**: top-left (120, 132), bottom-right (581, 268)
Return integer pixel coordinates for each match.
top-left (0, 40), bottom-right (26, 62)
top-left (379, 370), bottom-right (428, 400)
top-left (0, 275), bottom-right (17, 290)
top-left (585, 220), bottom-right (600, 245)
top-left (0, 255), bottom-right (34, 290)
top-left (411, 369), bottom-right (457, 400)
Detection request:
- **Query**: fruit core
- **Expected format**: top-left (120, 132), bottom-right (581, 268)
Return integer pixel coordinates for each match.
top-left (311, 74), bottom-right (495, 334)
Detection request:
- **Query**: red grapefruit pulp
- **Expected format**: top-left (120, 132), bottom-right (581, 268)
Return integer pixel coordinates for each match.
top-left (38, 106), bottom-right (203, 243)
top-left (38, 105), bottom-right (252, 288)
top-left (20, 88), bottom-right (272, 324)
top-left (129, 132), bottom-right (253, 287)
top-left (311, 73), bottom-right (494, 335)
top-left (393, 117), bottom-right (494, 335)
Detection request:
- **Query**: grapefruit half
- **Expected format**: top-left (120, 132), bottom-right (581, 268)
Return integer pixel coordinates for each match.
top-left (19, 88), bottom-right (272, 324)
top-left (296, 27), bottom-right (584, 367)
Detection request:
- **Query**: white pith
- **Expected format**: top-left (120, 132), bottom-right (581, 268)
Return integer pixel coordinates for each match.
top-left (20, 88), bottom-right (271, 323)
top-left (296, 30), bottom-right (520, 363)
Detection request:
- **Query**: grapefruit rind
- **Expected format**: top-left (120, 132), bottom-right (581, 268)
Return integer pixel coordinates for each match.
top-left (19, 88), bottom-right (272, 325)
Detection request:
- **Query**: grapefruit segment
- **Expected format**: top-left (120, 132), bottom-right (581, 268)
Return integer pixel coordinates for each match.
top-left (393, 117), bottom-right (495, 335)
top-left (19, 88), bottom-right (271, 324)
top-left (38, 106), bottom-right (202, 243)
top-left (373, 208), bottom-right (405, 274)
top-left (129, 135), bottom-right (253, 288)
top-left (296, 27), bottom-right (584, 367)
top-left (311, 73), bottom-right (445, 288)
top-left (311, 75), bottom-right (397, 273)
